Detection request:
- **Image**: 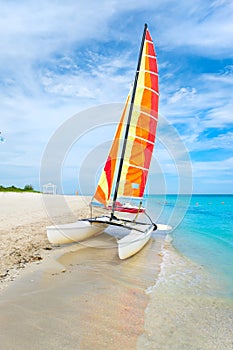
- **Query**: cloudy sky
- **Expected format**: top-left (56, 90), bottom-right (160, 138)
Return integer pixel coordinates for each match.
top-left (0, 0), bottom-right (232, 194)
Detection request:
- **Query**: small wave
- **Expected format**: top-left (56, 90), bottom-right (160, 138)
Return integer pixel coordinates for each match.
top-left (145, 237), bottom-right (214, 296)
top-left (164, 233), bottom-right (173, 243)
top-left (145, 236), bottom-right (176, 294)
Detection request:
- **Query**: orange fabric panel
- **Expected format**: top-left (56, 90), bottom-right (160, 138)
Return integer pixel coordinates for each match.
top-left (129, 138), bottom-right (154, 170)
top-left (123, 166), bottom-right (148, 197)
top-left (141, 88), bottom-right (152, 110)
top-left (144, 71), bottom-right (152, 89)
top-left (135, 113), bottom-right (157, 143)
top-left (94, 185), bottom-right (107, 206)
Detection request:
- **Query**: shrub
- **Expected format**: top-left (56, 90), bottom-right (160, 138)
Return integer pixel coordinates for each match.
top-left (24, 184), bottom-right (34, 191)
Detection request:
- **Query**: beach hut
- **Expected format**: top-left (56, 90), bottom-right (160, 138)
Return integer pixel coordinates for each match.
top-left (42, 182), bottom-right (57, 195)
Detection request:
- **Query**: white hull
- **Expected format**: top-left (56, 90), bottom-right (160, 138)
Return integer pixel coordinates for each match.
top-left (47, 218), bottom-right (157, 260)
top-left (46, 221), bottom-right (107, 244)
top-left (117, 224), bottom-right (154, 259)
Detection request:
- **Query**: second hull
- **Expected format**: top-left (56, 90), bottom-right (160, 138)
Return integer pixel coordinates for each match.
top-left (47, 221), bottom-right (107, 244)
top-left (117, 224), bottom-right (154, 259)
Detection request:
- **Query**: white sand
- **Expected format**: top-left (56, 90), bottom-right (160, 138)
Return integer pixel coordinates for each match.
top-left (0, 192), bottom-right (90, 286)
top-left (0, 192), bottom-right (90, 229)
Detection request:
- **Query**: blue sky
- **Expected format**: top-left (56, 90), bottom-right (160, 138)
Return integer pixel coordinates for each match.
top-left (0, 0), bottom-right (233, 194)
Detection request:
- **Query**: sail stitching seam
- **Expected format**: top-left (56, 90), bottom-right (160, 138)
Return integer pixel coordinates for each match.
top-left (137, 85), bottom-right (159, 96)
top-left (137, 69), bottom-right (158, 76)
top-left (118, 195), bottom-right (144, 200)
top-left (144, 54), bottom-right (157, 59)
top-left (133, 108), bottom-right (158, 121)
top-left (128, 134), bottom-right (154, 145)
top-left (124, 162), bottom-right (149, 171)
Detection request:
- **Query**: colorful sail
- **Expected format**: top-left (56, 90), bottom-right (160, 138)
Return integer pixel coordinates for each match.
top-left (118, 28), bottom-right (159, 198)
top-left (93, 25), bottom-right (159, 209)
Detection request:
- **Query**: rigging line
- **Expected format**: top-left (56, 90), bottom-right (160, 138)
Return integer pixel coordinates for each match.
top-left (110, 23), bottom-right (148, 220)
top-left (133, 201), bottom-right (143, 222)
top-left (89, 202), bottom-right (93, 219)
top-left (87, 218), bottom-right (147, 233)
top-left (144, 210), bottom-right (156, 226)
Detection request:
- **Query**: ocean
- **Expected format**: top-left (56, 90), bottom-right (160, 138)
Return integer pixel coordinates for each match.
top-left (147, 194), bottom-right (233, 297)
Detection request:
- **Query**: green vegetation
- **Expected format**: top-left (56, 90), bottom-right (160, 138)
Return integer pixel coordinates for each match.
top-left (0, 185), bottom-right (40, 193)
top-left (23, 184), bottom-right (34, 191)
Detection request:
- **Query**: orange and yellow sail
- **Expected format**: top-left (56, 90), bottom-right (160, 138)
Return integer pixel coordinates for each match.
top-left (93, 26), bottom-right (159, 207)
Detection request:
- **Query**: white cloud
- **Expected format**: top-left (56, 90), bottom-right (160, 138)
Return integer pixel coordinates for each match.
top-left (184, 131), bottom-right (233, 153)
top-left (0, 1), bottom-right (113, 62)
top-left (193, 157), bottom-right (233, 175)
top-left (169, 87), bottom-right (197, 104)
top-left (155, 0), bottom-right (233, 57)
top-left (203, 103), bottom-right (233, 129)
top-left (203, 66), bottom-right (233, 84)
top-left (160, 64), bottom-right (233, 136)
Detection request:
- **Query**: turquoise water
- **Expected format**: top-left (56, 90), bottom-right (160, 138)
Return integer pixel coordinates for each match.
top-left (147, 195), bottom-right (233, 297)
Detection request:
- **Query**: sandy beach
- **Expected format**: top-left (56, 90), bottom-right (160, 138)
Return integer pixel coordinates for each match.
top-left (0, 192), bottom-right (164, 349)
top-left (0, 193), bottom-right (232, 349)
top-left (0, 192), bottom-right (92, 287)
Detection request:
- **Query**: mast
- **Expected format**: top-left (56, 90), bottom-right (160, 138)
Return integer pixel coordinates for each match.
top-left (110, 23), bottom-right (148, 219)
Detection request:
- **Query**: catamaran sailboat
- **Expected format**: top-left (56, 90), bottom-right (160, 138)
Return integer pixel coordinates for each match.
top-left (47, 24), bottom-right (169, 259)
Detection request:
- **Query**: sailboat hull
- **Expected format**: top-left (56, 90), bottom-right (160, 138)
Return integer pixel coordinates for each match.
top-left (117, 224), bottom-right (154, 259)
top-left (46, 221), bottom-right (107, 244)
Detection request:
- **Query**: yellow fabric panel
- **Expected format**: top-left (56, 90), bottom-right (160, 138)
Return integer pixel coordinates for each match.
top-left (117, 162), bottom-right (129, 196)
top-left (94, 172), bottom-right (108, 205)
top-left (134, 85), bottom-right (144, 110)
top-left (137, 69), bottom-right (145, 88)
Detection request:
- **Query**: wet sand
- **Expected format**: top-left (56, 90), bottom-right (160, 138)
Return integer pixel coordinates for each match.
top-left (0, 232), bottom-right (164, 350)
